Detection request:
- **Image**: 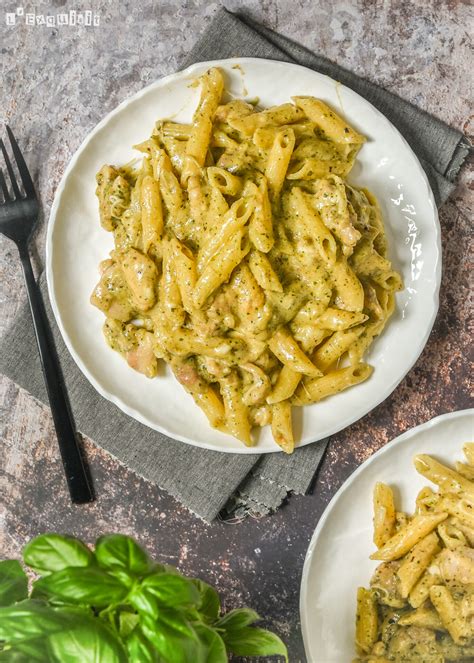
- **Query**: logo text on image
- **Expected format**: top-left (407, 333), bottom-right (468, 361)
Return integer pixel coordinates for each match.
top-left (5, 7), bottom-right (101, 27)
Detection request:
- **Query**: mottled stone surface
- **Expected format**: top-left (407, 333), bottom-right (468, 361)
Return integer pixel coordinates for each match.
top-left (0, 1), bottom-right (472, 660)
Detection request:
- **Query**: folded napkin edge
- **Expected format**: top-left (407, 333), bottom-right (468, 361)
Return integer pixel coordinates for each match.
top-left (445, 136), bottom-right (471, 182)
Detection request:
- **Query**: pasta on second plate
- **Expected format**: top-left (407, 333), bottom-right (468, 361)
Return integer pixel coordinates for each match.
top-left (355, 445), bottom-right (474, 662)
top-left (91, 67), bottom-right (402, 452)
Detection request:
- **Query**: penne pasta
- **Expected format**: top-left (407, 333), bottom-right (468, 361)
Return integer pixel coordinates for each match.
top-left (292, 363), bottom-right (373, 406)
top-left (91, 67), bottom-right (402, 451)
top-left (220, 373), bottom-right (253, 446)
top-left (271, 400), bottom-right (294, 454)
top-left (197, 197), bottom-right (253, 271)
top-left (355, 447), bottom-right (474, 660)
top-left (355, 588), bottom-right (378, 655)
top-left (266, 365), bottom-right (302, 405)
top-left (293, 96), bottom-right (366, 144)
top-left (370, 512), bottom-right (448, 561)
top-left (397, 531), bottom-right (440, 597)
top-left (248, 250), bottom-right (283, 293)
top-left (227, 102), bottom-right (305, 135)
top-left (288, 187), bottom-right (337, 265)
top-left (265, 128), bottom-right (295, 200)
top-left (248, 177), bottom-right (274, 253)
top-left (140, 174), bottom-right (163, 256)
top-left (414, 454), bottom-right (474, 499)
top-left (373, 482), bottom-right (396, 548)
top-left (268, 328), bottom-right (322, 378)
top-left (194, 229), bottom-right (250, 308)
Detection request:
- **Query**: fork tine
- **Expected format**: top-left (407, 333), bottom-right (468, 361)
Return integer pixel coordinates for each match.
top-left (0, 137), bottom-right (21, 199)
top-left (6, 126), bottom-right (35, 198)
top-left (0, 168), bottom-right (10, 201)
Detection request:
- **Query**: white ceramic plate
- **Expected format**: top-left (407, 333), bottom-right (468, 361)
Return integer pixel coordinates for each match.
top-left (46, 58), bottom-right (440, 454)
top-left (300, 408), bottom-right (474, 662)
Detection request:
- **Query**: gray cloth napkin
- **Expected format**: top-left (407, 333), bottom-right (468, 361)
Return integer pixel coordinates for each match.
top-left (0, 8), bottom-right (468, 522)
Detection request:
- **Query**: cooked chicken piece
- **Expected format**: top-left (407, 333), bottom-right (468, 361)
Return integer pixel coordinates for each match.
top-left (125, 328), bottom-right (158, 378)
top-left (387, 626), bottom-right (443, 662)
top-left (313, 175), bottom-right (361, 250)
top-left (241, 363), bottom-right (271, 405)
top-left (103, 320), bottom-right (158, 378)
top-left (90, 261), bottom-right (135, 321)
top-left (119, 248), bottom-right (158, 311)
top-left (371, 562), bottom-right (405, 608)
top-left (250, 405), bottom-right (272, 427)
top-left (173, 360), bottom-right (201, 389)
top-left (438, 547), bottom-right (474, 588)
top-left (214, 100), bottom-right (254, 122)
top-left (96, 165), bottom-right (131, 231)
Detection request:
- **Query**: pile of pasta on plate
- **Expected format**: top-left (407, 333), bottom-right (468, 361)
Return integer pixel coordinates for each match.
top-left (91, 67), bottom-right (402, 452)
top-left (355, 445), bottom-right (474, 662)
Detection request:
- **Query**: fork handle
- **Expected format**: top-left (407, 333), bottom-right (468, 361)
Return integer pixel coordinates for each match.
top-left (18, 242), bottom-right (94, 504)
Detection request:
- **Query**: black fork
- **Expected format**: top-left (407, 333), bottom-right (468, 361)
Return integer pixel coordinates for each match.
top-left (0, 126), bottom-right (94, 503)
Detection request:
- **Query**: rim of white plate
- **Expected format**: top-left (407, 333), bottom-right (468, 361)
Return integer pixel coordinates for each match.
top-left (299, 408), bottom-right (474, 660)
top-left (45, 57), bottom-right (441, 453)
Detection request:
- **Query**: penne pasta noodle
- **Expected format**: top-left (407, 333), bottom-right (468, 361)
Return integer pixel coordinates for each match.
top-left (292, 363), bottom-right (373, 406)
top-left (430, 585), bottom-right (471, 644)
top-left (271, 400), bottom-right (294, 454)
top-left (183, 67), bottom-right (224, 177)
top-left (248, 250), bottom-right (283, 293)
top-left (197, 197), bottom-right (253, 272)
top-left (220, 373), bottom-right (253, 446)
top-left (293, 96), bottom-right (366, 144)
top-left (248, 177), bottom-right (274, 253)
top-left (194, 229), bottom-right (250, 308)
top-left (207, 166), bottom-right (242, 196)
top-left (268, 328), bottom-right (322, 378)
top-left (140, 175), bottom-right (163, 256)
top-left (168, 237), bottom-right (197, 314)
top-left (355, 588), bottom-right (378, 655)
top-left (414, 454), bottom-right (474, 499)
top-left (227, 102), bottom-right (305, 135)
top-left (265, 128), bottom-right (295, 200)
top-left (397, 531), bottom-right (440, 597)
top-left (288, 187), bottom-right (337, 265)
top-left (370, 512), bottom-right (448, 561)
top-left (266, 365), bottom-right (302, 405)
top-left (373, 482), bottom-right (396, 548)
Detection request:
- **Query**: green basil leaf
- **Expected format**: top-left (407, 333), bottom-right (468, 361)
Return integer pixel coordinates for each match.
top-left (32, 568), bottom-right (128, 606)
top-left (105, 567), bottom-right (136, 589)
top-left (216, 607), bottom-right (260, 631)
top-left (0, 600), bottom-right (72, 643)
top-left (128, 588), bottom-right (160, 619)
top-left (95, 535), bottom-right (151, 575)
top-left (159, 607), bottom-right (202, 639)
top-left (126, 629), bottom-right (158, 663)
top-left (142, 573), bottom-right (200, 608)
top-left (194, 624), bottom-right (227, 663)
top-left (192, 579), bottom-right (220, 623)
top-left (222, 626), bottom-right (288, 660)
top-left (47, 618), bottom-right (128, 663)
top-left (0, 645), bottom-right (47, 663)
top-left (141, 612), bottom-right (202, 663)
top-left (23, 535), bottom-right (92, 575)
top-left (0, 560), bottom-right (28, 606)
top-left (0, 650), bottom-right (31, 663)
top-left (118, 610), bottom-right (140, 638)
top-left (0, 637), bottom-right (50, 662)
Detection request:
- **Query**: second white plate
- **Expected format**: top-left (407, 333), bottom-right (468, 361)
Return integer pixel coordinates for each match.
top-left (300, 408), bottom-right (474, 662)
top-left (46, 58), bottom-right (440, 453)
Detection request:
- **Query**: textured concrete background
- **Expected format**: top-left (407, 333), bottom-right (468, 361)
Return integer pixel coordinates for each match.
top-left (0, 1), bottom-right (472, 660)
